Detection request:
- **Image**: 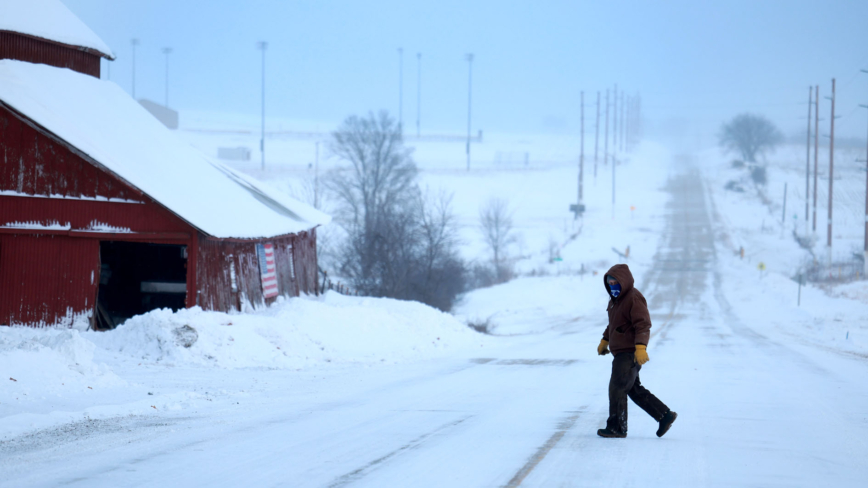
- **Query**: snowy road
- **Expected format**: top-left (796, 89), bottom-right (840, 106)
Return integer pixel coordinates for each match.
top-left (3, 159), bottom-right (868, 487)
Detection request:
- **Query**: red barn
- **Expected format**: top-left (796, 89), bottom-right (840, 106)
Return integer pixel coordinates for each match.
top-left (0, 1), bottom-right (330, 329)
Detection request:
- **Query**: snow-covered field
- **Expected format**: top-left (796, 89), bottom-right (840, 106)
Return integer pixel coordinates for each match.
top-left (2, 113), bottom-right (867, 486)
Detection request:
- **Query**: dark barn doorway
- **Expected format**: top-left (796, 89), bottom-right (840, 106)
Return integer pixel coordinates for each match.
top-left (96, 241), bottom-right (187, 329)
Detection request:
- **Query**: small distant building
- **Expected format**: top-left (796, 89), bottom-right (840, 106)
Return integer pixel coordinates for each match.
top-left (0, 0), bottom-right (330, 329)
top-left (218, 147), bottom-right (252, 161)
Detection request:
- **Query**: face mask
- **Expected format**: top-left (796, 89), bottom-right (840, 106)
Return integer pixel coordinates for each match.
top-left (609, 283), bottom-right (621, 298)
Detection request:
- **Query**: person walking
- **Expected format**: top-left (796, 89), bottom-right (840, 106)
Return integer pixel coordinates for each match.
top-left (596, 264), bottom-right (677, 438)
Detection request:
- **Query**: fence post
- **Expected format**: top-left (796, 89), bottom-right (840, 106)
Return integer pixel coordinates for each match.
top-left (797, 273), bottom-right (802, 306)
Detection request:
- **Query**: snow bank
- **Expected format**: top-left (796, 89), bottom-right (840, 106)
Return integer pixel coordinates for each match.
top-left (90, 292), bottom-right (486, 369)
top-left (0, 327), bottom-right (124, 407)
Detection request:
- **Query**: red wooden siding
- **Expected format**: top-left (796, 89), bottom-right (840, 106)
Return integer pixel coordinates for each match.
top-left (0, 234), bottom-right (99, 326)
top-left (1, 105), bottom-right (141, 201)
top-left (0, 31), bottom-right (101, 78)
top-left (196, 230), bottom-right (319, 311)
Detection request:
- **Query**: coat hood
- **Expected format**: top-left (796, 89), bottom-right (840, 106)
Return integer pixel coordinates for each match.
top-left (604, 263), bottom-right (635, 299)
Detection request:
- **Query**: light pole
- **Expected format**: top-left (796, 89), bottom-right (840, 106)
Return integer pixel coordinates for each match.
top-left (612, 84), bottom-right (618, 156)
top-left (579, 90), bottom-right (584, 207)
top-left (860, 69), bottom-right (868, 275)
top-left (827, 78), bottom-right (836, 266)
top-left (314, 141), bottom-right (320, 209)
top-left (416, 52), bottom-right (421, 137)
top-left (812, 85), bottom-right (819, 235)
top-left (130, 38), bottom-right (139, 99)
top-left (257, 41), bottom-right (267, 171)
top-left (805, 86), bottom-right (811, 234)
top-left (398, 48), bottom-right (403, 133)
top-left (162, 47), bottom-right (172, 108)
top-left (465, 53), bottom-right (474, 171)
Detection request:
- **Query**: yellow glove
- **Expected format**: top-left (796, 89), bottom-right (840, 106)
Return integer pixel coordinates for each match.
top-left (597, 339), bottom-right (610, 355)
top-left (634, 344), bottom-right (649, 365)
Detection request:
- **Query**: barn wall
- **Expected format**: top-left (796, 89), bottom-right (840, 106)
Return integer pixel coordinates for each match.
top-left (1, 104), bottom-right (141, 201)
top-left (196, 229), bottom-right (319, 312)
top-left (0, 104), bottom-right (200, 327)
top-left (0, 31), bottom-right (101, 78)
top-left (0, 234), bottom-right (99, 327)
top-left (0, 196), bottom-right (191, 234)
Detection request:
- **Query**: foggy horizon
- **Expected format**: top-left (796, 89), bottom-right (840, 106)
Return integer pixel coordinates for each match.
top-left (63, 0), bottom-right (868, 143)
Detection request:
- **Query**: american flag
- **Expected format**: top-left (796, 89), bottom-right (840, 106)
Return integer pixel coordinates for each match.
top-left (256, 243), bottom-right (279, 298)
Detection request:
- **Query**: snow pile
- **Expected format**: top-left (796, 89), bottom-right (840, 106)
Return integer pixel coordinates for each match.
top-left (0, 327), bottom-right (124, 404)
top-left (90, 292), bottom-right (487, 369)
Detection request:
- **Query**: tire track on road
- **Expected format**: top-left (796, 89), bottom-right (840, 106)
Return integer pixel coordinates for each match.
top-left (503, 407), bottom-right (587, 487)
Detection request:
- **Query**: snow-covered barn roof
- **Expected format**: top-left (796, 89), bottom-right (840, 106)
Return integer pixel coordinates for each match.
top-left (0, 0), bottom-right (114, 59)
top-left (0, 60), bottom-right (331, 239)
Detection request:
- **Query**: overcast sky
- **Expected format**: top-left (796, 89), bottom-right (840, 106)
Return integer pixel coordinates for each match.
top-left (65, 0), bottom-right (868, 141)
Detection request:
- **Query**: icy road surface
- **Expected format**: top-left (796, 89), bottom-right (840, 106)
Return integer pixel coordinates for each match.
top-left (3, 160), bottom-right (867, 487)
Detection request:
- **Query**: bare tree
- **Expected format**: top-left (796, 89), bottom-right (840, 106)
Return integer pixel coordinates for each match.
top-left (479, 197), bottom-right (517, 284)
top-left (410, 191), bottom-right (466, 310)
top-left (325, 112), bottom-right (466, 310)
top-left (719, 113), bottom-right (783, 163)
top-left (326, 112), bottom-right (417, 294)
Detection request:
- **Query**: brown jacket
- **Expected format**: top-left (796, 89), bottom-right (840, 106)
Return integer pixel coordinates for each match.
top-left (602, 264), bottom-right (651, 355)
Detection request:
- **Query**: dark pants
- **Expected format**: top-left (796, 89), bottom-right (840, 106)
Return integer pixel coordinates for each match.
top-left (606, 352), bottom-right (670, 434)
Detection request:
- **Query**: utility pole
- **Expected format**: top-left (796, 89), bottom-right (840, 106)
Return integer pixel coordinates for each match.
top-left (604, 89), bottom-right (610, 166)
top-left (416, 52), bottom-right (421, 137)
top-left (257, 41), bottom-right (267, 171)
top-left (812, 85), bottom-right (819, 234)
top-left (827, 78), bottom-right (836, 265)
top-left (162, 47), bottom-right (172, 108)
top-left (805, 86), bottom-right (812, 234)
top-left (130, 38), bottom-right (139, 99)
top-left (620, 91), bottom-right (626, 152)
top-left (398, 48), bottom-right (403, 133)
top-left (595, 91), bottom-right (600, 178)
top-left (624, 94), bottom-right (630, 152)
top-left (465, 53), bottom-right (474, 171)
top-left (579, 91), bottom-right (584, 206)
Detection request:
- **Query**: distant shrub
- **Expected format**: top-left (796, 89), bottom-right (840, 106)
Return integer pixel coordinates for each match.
top-left (750, 165), bottom-right (767, 186)
top-left (724, 180), bottom-right (745, 192)
top-left (731, 159), bottom-right (745, 169)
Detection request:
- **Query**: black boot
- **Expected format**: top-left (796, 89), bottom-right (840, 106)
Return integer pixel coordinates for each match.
top-left (597, 428), bottom-right (627, 438)
top-left (656, 411), bottom-right (677, 437)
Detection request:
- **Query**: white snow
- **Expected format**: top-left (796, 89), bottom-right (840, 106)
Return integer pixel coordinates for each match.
top-left (0, 60), bottom-right (331, 239)
top-left (0, 190), bottom-right (144, 204)
top-left (85, 220), bottom-right (132, 233)
top-left (2, 220), bottom-right (71, 231)
top-left (0, 0), bottom-right (114, 58)
top-left (0, 292), bottom-right (489, 437)
top-left (3, 112), bottom-right (868, 485)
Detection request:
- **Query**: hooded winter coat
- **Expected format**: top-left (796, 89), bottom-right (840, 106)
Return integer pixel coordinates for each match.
top-left (602, 264), bottom-right (651, 355)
